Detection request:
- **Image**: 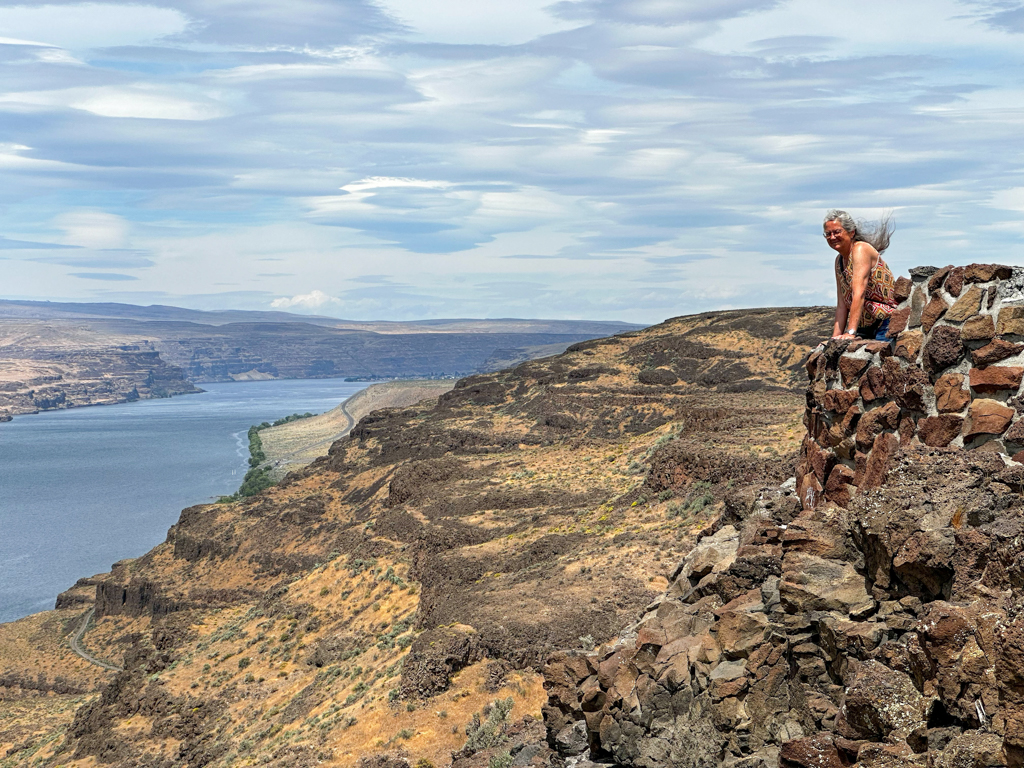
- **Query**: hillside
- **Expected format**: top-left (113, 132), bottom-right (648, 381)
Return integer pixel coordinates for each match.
top-left (258, 380), bottom-right (458, 478)
top-left (0, 305), bottom-right (830, 767)
top-left (0, 302), bottom-right (642, 419)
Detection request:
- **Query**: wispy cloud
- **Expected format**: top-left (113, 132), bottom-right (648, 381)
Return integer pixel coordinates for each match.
top-left (1, 0), bottom-right (1023, 322)
top-left (270, 290), bottom-right (342, 310)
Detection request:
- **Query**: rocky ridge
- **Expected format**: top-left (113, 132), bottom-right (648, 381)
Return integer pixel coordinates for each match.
top-left (542, 264), bottom-right (1024, 768)
top-left (0, 304), bottom-right (825, 767)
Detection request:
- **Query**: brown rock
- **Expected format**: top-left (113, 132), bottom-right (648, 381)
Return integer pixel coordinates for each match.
top-left (858, 367), bottom-right (886, 402)
top-left (946, 285), bottom-right (983, 323)
top-left (856, 401), bottom-right (900, 450)
top-left (918, 416), bottom-right (963, 447)
top-left (862, 431), bottom-right (899, 488)
top-left (945, 266), bottom-right (965, 297)
top-left (964, 263), bottom-right (1012, 283)
top-left (798, 472), bottom-right (823, 510)
top-left (998, 305), bottom-right (1024, 336)
top-left (909, 287), bottom-right (925, 328)
top-left (928, 265), bottom-right (953, 293)
top-left (989, 288), bottom-right (997, 310)
top-left (935, 373), bottom-right (969, 413)
top-left (965, 399), bottom-right (1015, 439)
top-left (923, 325), bottom-right (965, 375)
top-left (822, 388), bottom-right (859, 415)
top-left (898, 413), bottom-right (916, 445)
top-left (893, 275), bottom-right (912, 304)
top-left (838, 356), bottom-right (870, 387)
top-left (921, 295), bottom-right (949, 332)
top-left (805, 349), bottom-right (823, 379)
top-left (973, 338), bottom-right (1024, 366)
top-left (836, 660), bottom-right (924, 740)
top-left (894, 329), bottom-right (923, 363)
top-left (961, 313), bottom-right (995, 341)
top-left (970, 365), bottom-right (1024, 393)
top-left (779, 734), bottom-right (844, 768)
top-left (887, 307), bottom-right (910, 337)
top-left (824, 463), bottom-right (855, 507)
top-left (883, 358), bottom-right (930, 411)
top-left (807, 441), bottom-right (836, 484)
top-left (1004, 419), bottom-right (1024, 444)
top-left (714, 591), bottom-right (769, 659)
top-left (780, 553), bottom-right (875, 617)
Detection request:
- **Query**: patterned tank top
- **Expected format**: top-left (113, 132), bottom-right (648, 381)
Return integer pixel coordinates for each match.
top-left (835, 251), bottom-right (898, 327)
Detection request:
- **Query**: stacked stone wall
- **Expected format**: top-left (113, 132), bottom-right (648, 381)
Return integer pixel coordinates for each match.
top-left (799, 261), bottom-right (1024, 508)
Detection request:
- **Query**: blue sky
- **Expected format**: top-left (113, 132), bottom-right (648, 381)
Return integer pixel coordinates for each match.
top-left (1, 0), bottom-right (1024, 323)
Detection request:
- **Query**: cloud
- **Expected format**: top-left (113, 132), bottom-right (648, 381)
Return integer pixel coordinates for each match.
top-left (2, 0), bottom-right (1024, 323)
top-left (0, 235), bottom-right (78, 250)
top-left (53, 211), bottom-right (129, 249)
top-left (68, 271), bottom-right (138, 280)
top-left (270, 290), bottom-right (342, 310)
top-left (0, 4), bottom-right (190, 50)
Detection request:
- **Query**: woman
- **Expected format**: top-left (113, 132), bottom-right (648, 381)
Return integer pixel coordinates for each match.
top-left (825, 209), bottom-right (897, 341)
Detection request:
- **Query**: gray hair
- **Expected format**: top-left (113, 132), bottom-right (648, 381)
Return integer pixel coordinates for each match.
top-left (823, 209), bottom-right (894, 254)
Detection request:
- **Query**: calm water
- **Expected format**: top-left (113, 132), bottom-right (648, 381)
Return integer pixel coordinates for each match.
top-left (0, 379), bottom-right (368, 624)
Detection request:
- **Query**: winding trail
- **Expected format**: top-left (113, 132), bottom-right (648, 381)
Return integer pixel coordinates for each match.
top-left (69, 607), bottom-right (122, 672)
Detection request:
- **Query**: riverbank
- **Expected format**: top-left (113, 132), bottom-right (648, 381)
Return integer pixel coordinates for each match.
top-left (257, 379), bottom-right (456, 477)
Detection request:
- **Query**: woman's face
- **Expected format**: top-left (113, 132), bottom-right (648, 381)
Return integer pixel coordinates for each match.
top-left (824, 220), bottom-right (852, 252)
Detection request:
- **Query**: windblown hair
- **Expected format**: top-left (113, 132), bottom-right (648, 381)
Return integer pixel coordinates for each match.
top-left (824, 209), bottom-right (894, 254)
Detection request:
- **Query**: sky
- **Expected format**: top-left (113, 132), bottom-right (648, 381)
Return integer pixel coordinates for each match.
top-left (1, 0), bottom-right (1024, 323)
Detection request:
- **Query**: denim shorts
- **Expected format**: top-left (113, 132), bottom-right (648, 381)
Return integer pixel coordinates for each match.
top-left (856, 318), bottom-right (890, 341)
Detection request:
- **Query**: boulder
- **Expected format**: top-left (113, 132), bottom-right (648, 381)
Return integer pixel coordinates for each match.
top-left (839, 356), bottom-right (870, 387)
top-left (921, 295), bottom-right (950, 333)
top-left (964, 263), bottom-right (1012, 283)
top-left (945, 266), bottom-right (965, 297)
top-left (862, 432), bottom-right (899, 489)
top-left (887, 308), bottom-right (911, 337)
top-left (836, 661), bottom-right (924, 741)
top-left (859, 366), bottom-right (887, 402)
top-left (894, 276), bottom-right (913, 303)
top-left (969, 365), bottom-right (1024, 393)
top-left (972, 338), bottom-right (1024, 366)
top-left (822, 388), bottom-right (859, 414)
top-left (934, 373), bottom-right (969, 413)
top-left (894, 330), bottom-right (923, 363)
top-left (780, 553), bottom-right (874, 618)
top-left (779, 734), bottom-right (844, 768)
top-left (961, 314), bottom-right (995, 341)
top-left (917, 416), bottom-right (963, 448)
top-left (964, 399), bottom-right (1015, 439)
top-left (945, 285), bottom-right (983, 323)
top-left (856, 402), bottom-right (900, 450)
top-left (928, 265), bottom-right (953, 293)
top-left (999, 304), bottom-right (1024, 336)
top-left (675, 525), bottom-right (739, 586)
top-left (923, 326), bottom-right (965, 376)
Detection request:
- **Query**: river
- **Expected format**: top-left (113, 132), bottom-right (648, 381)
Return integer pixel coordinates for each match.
top-left (0, 379), bottom-right (368, 624)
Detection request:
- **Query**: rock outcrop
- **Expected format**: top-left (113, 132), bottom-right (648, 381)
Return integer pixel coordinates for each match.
top-left (544, 264), bottom-right (1024, 768)
top-left (800, 263), bottom-right (1024, 510)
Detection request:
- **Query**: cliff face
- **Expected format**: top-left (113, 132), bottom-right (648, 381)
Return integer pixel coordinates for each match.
top-left (0, 321), bottom-right (198, 418)
top-left (544, 264), bottom-right (1024, 768)
top-left (0, 305), bottom-right (828, 767)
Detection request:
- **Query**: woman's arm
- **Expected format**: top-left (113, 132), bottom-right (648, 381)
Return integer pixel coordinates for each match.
top-left (833, 269), bottom-right (848, 338)
top-left (844, 243), bottom-right (876, 335)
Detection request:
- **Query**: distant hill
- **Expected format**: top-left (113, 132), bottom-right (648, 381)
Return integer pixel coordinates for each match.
top-left (0, 300), bottom-right (645, 417)
top-left (0, 299), bottom-right (642, 336)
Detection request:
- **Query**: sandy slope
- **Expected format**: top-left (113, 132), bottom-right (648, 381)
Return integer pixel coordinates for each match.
top-left (258, 380), bottom-right (456, 475)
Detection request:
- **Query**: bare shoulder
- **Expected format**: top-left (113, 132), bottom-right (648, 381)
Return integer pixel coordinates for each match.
top-left (850, 241), bottom-right (879, 264)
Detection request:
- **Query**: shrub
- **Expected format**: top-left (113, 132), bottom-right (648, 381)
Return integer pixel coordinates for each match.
top-left (463, 697), bottom-right (514, 754)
